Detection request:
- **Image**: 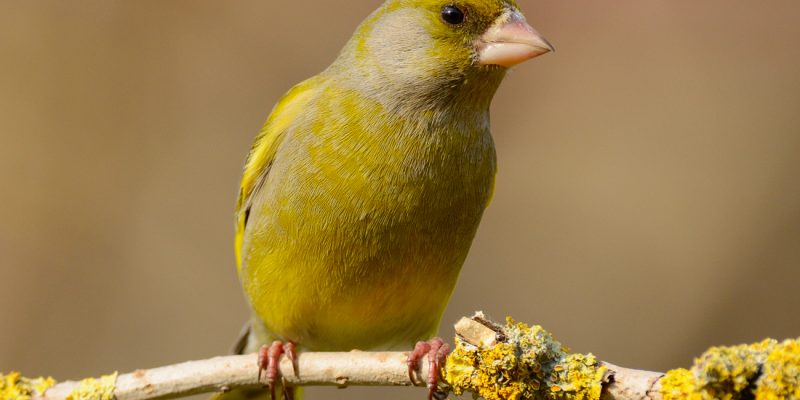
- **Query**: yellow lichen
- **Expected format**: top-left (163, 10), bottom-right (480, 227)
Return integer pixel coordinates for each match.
top-left (694, 339), bottom-right (774, 398)
top-left (548, 353), bottom-right (606, 400)
top-left (65, 372), bottom-right (118, 400)
top-left (444, 317), bottom-right (605, 400)
top-left (660, 368), bottom-right (701, 400)
top-left (755, 338), bottom-right (800, 399)
top-left (0, 372), bottom-right (56, 400)
top-left (660, 337), bottom-right (800, 400)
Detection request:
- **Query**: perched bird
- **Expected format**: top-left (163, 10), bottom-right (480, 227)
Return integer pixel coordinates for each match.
top-left (230, 0), bottom-right (552, 398)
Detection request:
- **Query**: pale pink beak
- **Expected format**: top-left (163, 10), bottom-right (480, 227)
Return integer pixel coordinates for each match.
top-left (476, 11), bottom-right (554, 67)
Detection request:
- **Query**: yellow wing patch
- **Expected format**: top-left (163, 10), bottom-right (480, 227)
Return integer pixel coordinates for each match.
top-left (234, 78), bottom-right (320, 271)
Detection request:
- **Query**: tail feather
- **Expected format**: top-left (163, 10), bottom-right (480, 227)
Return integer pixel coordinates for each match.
top-left (232, 321), bottom-right (253, 355)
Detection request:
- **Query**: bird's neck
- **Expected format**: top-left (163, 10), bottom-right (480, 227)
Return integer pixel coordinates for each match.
top-left (326, 58), bottom-right (506, 120)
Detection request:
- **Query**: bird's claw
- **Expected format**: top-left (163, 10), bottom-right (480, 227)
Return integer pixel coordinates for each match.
top-left (407, 337), bottom-right (450, 400)
top-left (258, 341), bottom-right (298, 400)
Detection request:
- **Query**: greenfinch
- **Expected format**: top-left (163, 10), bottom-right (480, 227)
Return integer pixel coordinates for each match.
top-left (230, 0), bottom-right (552, 398)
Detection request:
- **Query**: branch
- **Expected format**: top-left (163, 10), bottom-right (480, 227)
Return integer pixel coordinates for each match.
top-left (5, 313), bottom-right (794, 400)
top-left (35, 351), bottom-right (430, 400)
top-left (31, 356), bottom-right (663, 400)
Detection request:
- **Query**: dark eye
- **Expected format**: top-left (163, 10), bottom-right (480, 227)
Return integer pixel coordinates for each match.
top-left (441, 5), bottom-right (465, 25)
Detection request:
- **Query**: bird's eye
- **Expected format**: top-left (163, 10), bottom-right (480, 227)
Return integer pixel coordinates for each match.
top-left (441, 5), bottom-right (465, 25)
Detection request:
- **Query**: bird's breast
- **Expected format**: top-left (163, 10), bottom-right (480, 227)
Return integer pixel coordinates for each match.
top-left (242, 87), bottom-right (496, 350)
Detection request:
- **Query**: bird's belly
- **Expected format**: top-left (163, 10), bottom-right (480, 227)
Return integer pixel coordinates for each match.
top-left (282, 258), bottom-right (457, 351)
top-left (241, 120), bottom-right (495, 351)
top-left (243, 196), bottom-right (480, 351)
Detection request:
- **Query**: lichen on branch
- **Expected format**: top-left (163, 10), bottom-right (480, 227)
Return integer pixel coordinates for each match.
top-left (3, 312), bottom-right (799, 400)
top-left (444, 313), bottom-right (606, 400)
top-left (0, 372), bottom-right (55, 400)
top-left (1, 372), bottom-right (117, 400)
top-left (62, 373), bottom-right (117, 400)
top-left (660, 337), bottom-right (800, 399)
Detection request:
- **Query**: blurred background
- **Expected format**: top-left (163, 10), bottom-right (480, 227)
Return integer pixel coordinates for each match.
top-left (1, 1), bottom-right (799, 399)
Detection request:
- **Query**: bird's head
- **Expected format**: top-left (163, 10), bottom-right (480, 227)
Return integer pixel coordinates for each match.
top-left (328, 0), bottom-right (553, 111)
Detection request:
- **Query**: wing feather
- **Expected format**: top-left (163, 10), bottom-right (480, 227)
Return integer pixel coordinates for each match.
top-left (234, 78), bottom-right (320, 271)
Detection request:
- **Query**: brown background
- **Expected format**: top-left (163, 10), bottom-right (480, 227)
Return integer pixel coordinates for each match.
top-left (1, 1), bottom-right (799, 399)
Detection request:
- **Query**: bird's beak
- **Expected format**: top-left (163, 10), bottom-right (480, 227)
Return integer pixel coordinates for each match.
top-left (476, 10), bottom-right (554, 67)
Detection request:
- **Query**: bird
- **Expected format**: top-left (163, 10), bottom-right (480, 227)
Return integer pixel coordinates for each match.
top-left (228, 1), bottom-right (552, 399)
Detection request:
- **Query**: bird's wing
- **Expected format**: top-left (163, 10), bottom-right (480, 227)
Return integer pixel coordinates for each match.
top-left (234, 78), bottom-right (320, 271)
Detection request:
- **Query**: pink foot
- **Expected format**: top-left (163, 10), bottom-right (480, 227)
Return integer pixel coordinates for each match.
top-left (258, 341), bottom-right (298, 400)
top-left (407, 337), bottom-right (450, 400)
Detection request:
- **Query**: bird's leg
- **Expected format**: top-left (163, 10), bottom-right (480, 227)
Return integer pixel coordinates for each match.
top-left (258, 340), bottom-right (298, 400)
top-left (407, 337), bottom-right (450, 400)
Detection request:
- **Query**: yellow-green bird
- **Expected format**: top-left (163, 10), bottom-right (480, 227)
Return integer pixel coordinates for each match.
top-left (230, 0), bottom-right (551, 398)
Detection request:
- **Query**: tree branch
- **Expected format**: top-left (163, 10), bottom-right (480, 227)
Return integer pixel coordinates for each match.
top-left (33, 356), bottom-right (666, 400)
top-left (36, 351), bottom-right (430, 400)
top-left (16, 313), bottom-right (797, 400)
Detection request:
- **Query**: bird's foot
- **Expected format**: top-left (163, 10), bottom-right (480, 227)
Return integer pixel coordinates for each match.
top-left (407, 337), bottom-right (450, 400)
top-left (258, 340), bottom-right (298, 400)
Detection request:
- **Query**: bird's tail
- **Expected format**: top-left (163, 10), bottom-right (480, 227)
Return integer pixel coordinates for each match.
top-left (210, 322), bottom-right (302, 400)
